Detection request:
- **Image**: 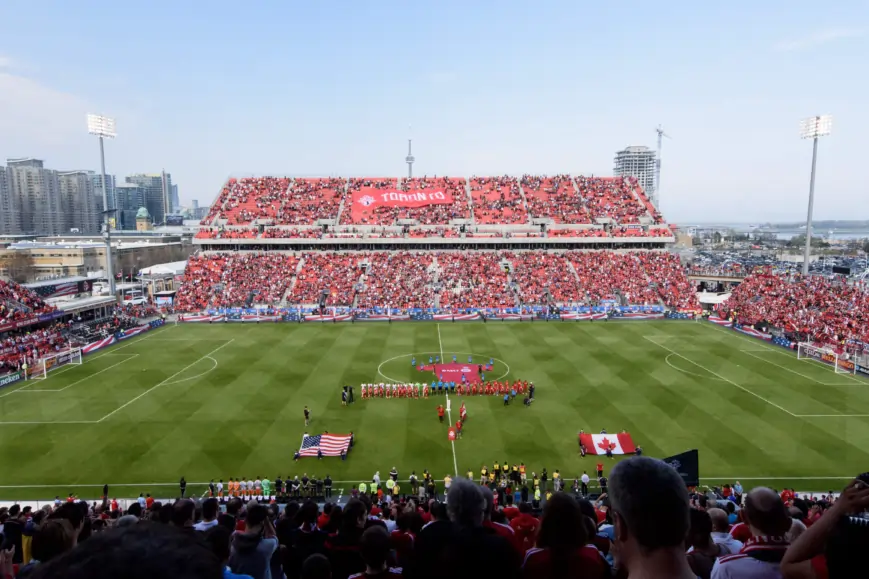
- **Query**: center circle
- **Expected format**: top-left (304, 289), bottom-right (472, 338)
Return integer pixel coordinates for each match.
top-left (377, 351), bottom-right (511, 384)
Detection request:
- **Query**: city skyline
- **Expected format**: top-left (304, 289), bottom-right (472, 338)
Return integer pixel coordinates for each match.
top-left (1, 0), bottom-right (867, 223)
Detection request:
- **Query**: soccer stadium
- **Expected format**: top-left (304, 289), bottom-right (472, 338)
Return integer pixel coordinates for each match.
top-left (3, 8), bottom-right (869, 578)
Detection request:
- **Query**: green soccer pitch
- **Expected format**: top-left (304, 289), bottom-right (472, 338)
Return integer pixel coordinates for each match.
top-left (0, 320), bottom-right (867, 500)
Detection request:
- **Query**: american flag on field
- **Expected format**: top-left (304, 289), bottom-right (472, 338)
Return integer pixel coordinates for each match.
top-left (299, 433), bottom-right (351, 457)
top-left (32, 282), bottom-right (78, 298)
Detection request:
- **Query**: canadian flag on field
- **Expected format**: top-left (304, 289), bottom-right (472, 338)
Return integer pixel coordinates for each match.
top-left (579, 433), bottom-right (637, 455)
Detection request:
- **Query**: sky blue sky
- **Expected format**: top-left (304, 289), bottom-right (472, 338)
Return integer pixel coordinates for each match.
top-left (1, 0), bottom-right (866, 223)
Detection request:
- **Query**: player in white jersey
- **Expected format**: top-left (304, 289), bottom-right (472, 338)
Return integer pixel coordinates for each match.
top-left (254, 478), bottom-right (262, 496)
top-left (217, 480), bottom-right (224, 497)
top-left (247, 478), bottom-right (254, 497)
top-left (239, 479), bottom-right (248, 497)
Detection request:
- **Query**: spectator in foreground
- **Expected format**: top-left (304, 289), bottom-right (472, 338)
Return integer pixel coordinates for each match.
top-left (325, 499), bottom-right (366, 579)
top-left (711, 487), bottom-right (791, 579)
top-left (302, 553), bottom-right (332, 579)
top-left (206, 525), bottom-right (254, 579)
top-left (230, 504), bottom-right (279, 579)
top-left (608, 456), bottom-right (696, 579)
top-left (2, 505), bottom-right (25, 563)
top-left (686, 509), bottom-right (723, 579)
top-left (352, 526), bottom-right (402, 578)
top-left (196, 498), bottom-right (221, 531)
top-left (781, 479), bottom-right (869, 579)
top-left (17, 519), bottom-right (76, 578)
top-left (522, 492), bottom-right (608, 578)
top-left (705, 508), bottom-right (743, 555)
top-left (28, 522), bottom-right (222, 579)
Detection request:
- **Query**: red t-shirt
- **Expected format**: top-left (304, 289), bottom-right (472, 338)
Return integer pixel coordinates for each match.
top-left (456, 421), bottom-right (462, 431)
top-left (485, 520), bottom-right (520, 553)
top-left (437, 407), bottom-right (444, 417)
top-left (146, 497), bottom-right (154, 508)
top-left (729, 521), bottom-right (752, 543)
top-left (522, 545), bottom-right (609, 579)
top-left (317, 513), bottom-right (330, 529)
top-left (510, 513), bottom-right (539, 554)
top-left (390, 530), bottom-right (415, 560)
top-left (503, 506), bottom-right (520, 520)
top-left (596, 463), bottom-right (603, 473)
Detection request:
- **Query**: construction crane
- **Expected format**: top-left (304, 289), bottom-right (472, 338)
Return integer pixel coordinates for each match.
top-left (654, 124), bottom-right (671, 209)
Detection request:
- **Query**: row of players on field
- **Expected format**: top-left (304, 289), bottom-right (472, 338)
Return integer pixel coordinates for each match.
top-left (206, 476), bottom-right (337, 498)
top-left (359, 379), bottom-right (536, 398)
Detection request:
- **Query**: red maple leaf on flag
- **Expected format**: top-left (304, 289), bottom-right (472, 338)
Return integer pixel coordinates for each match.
top-left (597, 437), bottom-right (613, 452)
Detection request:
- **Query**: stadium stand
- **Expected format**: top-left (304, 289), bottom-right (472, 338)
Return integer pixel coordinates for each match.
top-left (0, 279), bottom-right (56, 321)
top-left (521, 174), bottom-right (591, 224)
top-left (357, 252), bottom-right (435, 311)
top-left (203, 177), bottom-right (293, 225)
top-left (0, 323), bottom-right (67, 375)
top-left (508, 252), bottom-right (580, 305)
top-left (720, 269), bottom-right (869, 346)
top-left (290, 253), bottom-right (361, 306)
top-left (577, 176), bottom-right (652, 224)
top-left (468, 176), bottom-right (526, 224)
top-left (436, 253), bottom-right (515, 310)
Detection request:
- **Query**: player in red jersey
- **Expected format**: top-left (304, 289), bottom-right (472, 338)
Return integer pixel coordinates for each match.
top-left (437, 405), bottom-right (445, 423)
top-left (471, 383), bottom-right (477, 395)
top-left (455, 419), bottom-right (463, 438)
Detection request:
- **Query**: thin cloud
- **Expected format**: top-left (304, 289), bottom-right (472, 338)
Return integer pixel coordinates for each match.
top-left (0, 55), bottom-right (13, 69)
top-left (775, 28), bottom-right (865, 52)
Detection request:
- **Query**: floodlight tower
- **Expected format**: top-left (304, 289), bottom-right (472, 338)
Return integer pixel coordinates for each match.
top-left (87, 113), bottom-right (117, 297)
top-left (799, 115), bottom-right (832, 276)
top-left (405, 124), bottom-right (415, 179)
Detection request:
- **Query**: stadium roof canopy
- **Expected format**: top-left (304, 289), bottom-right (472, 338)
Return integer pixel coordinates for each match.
top-left (138, 261), bottom-right (187, 277)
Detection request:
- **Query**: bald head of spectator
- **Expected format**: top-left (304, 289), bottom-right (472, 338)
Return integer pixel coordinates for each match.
top-left (744, 487), bottom-right (791, 537)
top-left (707, 508), bottom-right (729, 533)
top-left (610, 457), bottom-right (694, 577)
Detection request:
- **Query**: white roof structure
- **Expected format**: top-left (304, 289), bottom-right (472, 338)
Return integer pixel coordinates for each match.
top-left (139, 261), bottom-right (187, 277)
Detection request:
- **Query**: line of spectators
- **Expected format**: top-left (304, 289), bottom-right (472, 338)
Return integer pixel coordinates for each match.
top-left (577, 176), bottom-right (651, 224)
top-left (357, 253), bottom-right (435, 311)
top-left (290, 254), bottom-right (362, 306)
top-left (521, 174), bottom-right (592, 224)
top-left (4, 458), bottom-right (863, 579)
top-left (0, 324), bottom-right (67, 375)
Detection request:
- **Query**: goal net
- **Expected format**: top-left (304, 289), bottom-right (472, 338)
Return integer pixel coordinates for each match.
top-left (797, 343), bottom-right (856, 375)
top-left (27, 349), bottom-right (83, 380)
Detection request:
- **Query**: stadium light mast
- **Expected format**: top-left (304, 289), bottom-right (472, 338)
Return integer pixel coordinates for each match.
top-left (799, 115), bottom-right (832, 276)
top-left (87, 113), bottom-right (118, 298)
top-left (405, 124), bottom-right (415, 179)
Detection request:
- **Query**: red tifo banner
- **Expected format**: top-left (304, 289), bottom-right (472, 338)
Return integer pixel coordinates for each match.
top-left (579, 433), bottom-right (637, 455)
top-left (351, 188), bottom-right (453, 221)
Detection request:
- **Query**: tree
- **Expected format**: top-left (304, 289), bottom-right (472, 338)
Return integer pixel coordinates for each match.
top-left (0, 251), bottom-right (35, 283)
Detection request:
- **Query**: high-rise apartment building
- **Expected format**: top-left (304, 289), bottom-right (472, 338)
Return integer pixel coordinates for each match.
top-left (171, 184), bottom-right (179, 213)
top-left (58, 171), bottom-right (100, 233)
top-left (90, 172), bottom-right (116, 211)
top-left (0, 167), bottom-right (22, 235)
top-left (613, 146), bottom-right (657, 207)
top-left (125, 172), bottom-right (172, 225)
top-left (5, 158), bottom-right (64, 235)
top-left (114, 182), bottom-right (146, 230)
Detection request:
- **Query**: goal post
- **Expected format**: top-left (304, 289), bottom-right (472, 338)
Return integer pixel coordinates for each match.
top-left (27, 349), bottom-right (83, 380)
top-left (797, 343), bottom-right (856, 375)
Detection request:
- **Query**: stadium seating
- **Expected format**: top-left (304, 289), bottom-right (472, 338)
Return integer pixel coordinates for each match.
top-left (172, 251), bottom-right (702, 312)
top-left (290, 253), bottom-right (361, 306)
top-left (468, 176), bottom-right (526, 224)
top-left (0, 279), bottom-right (56, 321)
top-left (356, 252), bottom-right (435, 310)
top-left (0, 323), bottom-right (66, 375)
top-left (174, 253), bottom-right (300, 311)
top-left (203, 177), bottom-right (293, 225)
top-left (342, 177), bottom-right (469, 225)
top-left (721, 269), bottom-right (869, 345)
top-left (521, 174), bottom-right (591, 224)
top-left (507, 252), bottom-right (581, 304)
top-left (437, 253), bottom-right (515, 309)
top-left (577, 176), bottom-right (650, 224)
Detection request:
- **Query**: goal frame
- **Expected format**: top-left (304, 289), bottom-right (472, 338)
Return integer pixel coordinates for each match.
top-left (28, 348), bottom-right (83, 380)
top-left (796, 342), bottom-right (856, 375)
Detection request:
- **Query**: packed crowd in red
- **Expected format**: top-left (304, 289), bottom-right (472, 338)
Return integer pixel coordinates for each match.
top-left (195, 228), bottom-right (258, 240)
top-left (469, 176), bottom-right (526, 224)
top-left (290, 253), bottom-right (361, 306)
top-left (173, 253), bottom-right (300, 311)
top-left (0, 280), bottom-right (56, 322)
top-left (437, 253), bottom-right (515, 309)
top-left (509, 252), bottom-right (580, 304)
top-left (567, 252), bottom-right (701, 310)
top-left (201, 175), bottom-right (665, 231)
top-left (548, 228), bottom-right (608, 238)
top-left (174, 251), bottom-right (701, 311)
top-left (720, 270), bottom-right (869, 345)
top-left (357, 253), bottom-right (435, 310)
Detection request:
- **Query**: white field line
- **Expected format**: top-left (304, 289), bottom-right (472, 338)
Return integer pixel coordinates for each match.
top-left (0, 475), bottom-right (857, 490)
top-left (703, 323), bottom-right (866, 385)
top-left (17, 355), bottom-right (139, 393)
top-left (437, 324), bottom-right (459, 477)
top-left (644, 335), bottom-right (798, 417)
top-left (738, 350), bottom-right (836, 386)
top-left (97, 339), bottom-right (235, 423)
